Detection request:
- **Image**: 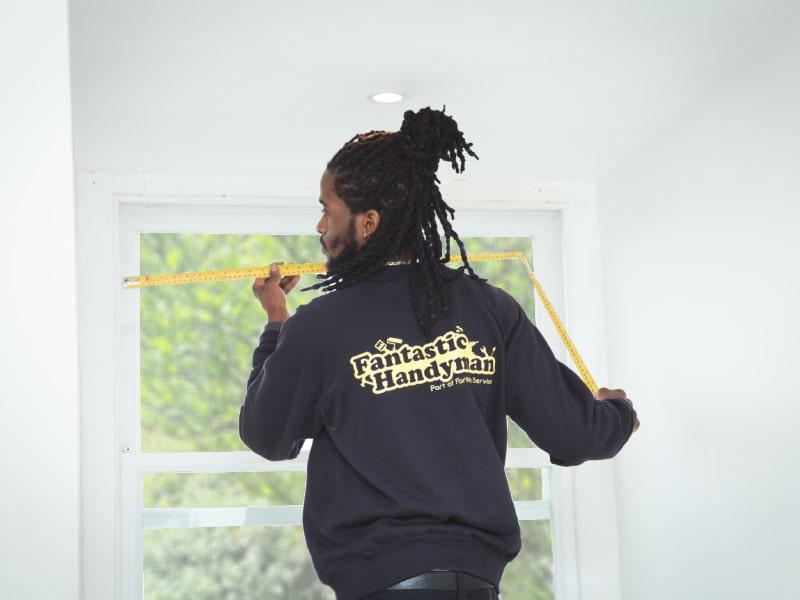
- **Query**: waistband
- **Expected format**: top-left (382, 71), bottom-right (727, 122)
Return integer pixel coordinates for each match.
top-left (323, 532), bottom-right (513, 600)
top-left (386, 570), bottom-right (496, 591)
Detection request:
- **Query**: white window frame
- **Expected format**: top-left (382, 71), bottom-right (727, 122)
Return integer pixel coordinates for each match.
top-left (77, 173), bottom-right (618, 600)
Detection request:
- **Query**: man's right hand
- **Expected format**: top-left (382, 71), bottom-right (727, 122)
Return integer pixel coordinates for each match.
top-left (594, 387), bottom-right (640, 432)
top-left (251, 261), bottom-right (301, 323)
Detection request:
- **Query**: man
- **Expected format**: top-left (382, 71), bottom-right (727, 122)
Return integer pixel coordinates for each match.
top-left (240, 106), bottom-right (639, 600)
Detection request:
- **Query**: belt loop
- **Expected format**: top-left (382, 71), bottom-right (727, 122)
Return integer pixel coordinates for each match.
top-left (456, 571), bottom-right (467, 600)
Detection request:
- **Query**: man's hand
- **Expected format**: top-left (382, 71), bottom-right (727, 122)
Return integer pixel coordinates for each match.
top-left (594, 387), bottom-right (640, 432)
top-left (251, 261), bottom-right (301, 323)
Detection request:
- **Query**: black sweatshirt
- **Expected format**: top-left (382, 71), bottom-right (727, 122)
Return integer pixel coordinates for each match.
top-left (239, 262), bottom-right (637, 600)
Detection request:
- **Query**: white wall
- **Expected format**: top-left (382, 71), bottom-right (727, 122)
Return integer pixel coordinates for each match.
top-left (598, 7), bottom-right (800, 600)
top-left (0, 1), bottom-right (81, 599)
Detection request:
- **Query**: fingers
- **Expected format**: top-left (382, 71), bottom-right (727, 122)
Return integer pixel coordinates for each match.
top-left (252, 277), bottom-right (265, 296)
top-left (253, 263), bottom-right (302, 296)
top-left (261, 262), bottom-right (284, 290)
top-left (595, 386), bottom-right (611, 400)
top-left (252, 262), bottom-right (284, 296)
top-left (266, 261), bottom-right (284, 285)
top-left (596, 387), bottom-right (639, 432)
top-left (595, 387), bottom-right (628, 400)
top-left (280, 275), bottom-right (301, 294)
top-left (267, 261), bottom-right (301, 294)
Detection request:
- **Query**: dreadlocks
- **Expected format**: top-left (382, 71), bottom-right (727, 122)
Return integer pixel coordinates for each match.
top-left (300, 104), bottom-right (485, 337)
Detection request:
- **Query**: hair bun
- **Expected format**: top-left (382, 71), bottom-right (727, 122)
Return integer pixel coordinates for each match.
top-left (399, 105), bottom-right (479, 174)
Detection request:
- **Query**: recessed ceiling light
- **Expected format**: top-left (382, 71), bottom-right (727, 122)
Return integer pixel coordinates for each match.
top-left (368, 90), bottom-right (406, 103)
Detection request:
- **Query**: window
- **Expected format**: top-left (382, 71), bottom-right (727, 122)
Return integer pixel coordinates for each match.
top-left (103, 192), bottom-right (578, 599)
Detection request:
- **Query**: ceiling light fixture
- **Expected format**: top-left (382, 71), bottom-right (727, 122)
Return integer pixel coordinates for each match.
top-left (368, 90), bottom-right (406, 104)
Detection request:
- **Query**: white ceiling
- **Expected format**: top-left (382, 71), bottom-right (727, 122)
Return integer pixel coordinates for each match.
top-left (68, 0), bottom-right (798, 182)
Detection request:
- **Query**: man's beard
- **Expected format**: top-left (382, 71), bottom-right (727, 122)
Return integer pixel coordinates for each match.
top-left (323, 218), bottom-right (361, 273)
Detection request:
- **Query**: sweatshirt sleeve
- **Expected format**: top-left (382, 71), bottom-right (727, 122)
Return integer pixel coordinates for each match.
top-left (504, 300), bottom-right (637, 467)
top-left (239, 311), bottom-right (326, 461)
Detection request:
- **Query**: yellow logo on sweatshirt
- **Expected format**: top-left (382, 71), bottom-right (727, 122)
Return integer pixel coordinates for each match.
top-left (349, 325), bottom-right (496, 395)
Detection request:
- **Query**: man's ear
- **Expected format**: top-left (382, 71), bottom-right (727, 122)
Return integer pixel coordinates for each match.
top-left (364, 209), bottom-right (381, 233)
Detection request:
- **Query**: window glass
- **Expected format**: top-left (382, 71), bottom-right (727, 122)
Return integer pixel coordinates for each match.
top-left (498, 520), bottom-right (554, 600)
top-left (139, 233), bottom-right (324, 453)
top-left (143, 525), bottom-right (335, 600)
top-left (144, 472), bottom-right (307, 507)
top-left (505, 468), bottom-right (544, 501)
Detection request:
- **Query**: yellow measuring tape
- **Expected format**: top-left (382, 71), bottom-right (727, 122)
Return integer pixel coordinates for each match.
top-left (123, 251), bottom-right (598, 394)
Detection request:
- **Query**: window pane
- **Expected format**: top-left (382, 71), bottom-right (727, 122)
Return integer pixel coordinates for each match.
top-left (507, 417), bottom-right (534, 448)
top-left (139, 233), bottom-right (325, 452)
top-left (505, 468), bottom-right (544, 501)
top-left (144, 472), bottom-right (307, 508)
top-left (143, 525), bottom-right (334, 599)
top-left (456, 235), bottom-right (536, 324)
top-left (500, 519), bottom-right (554, 599)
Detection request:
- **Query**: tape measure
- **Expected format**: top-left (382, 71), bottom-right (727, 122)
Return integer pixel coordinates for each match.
top-left (123, 251), bottom-right (598, 394)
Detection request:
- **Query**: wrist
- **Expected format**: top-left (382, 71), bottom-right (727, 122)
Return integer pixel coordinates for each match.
top-left (266, 309), bottom-right (289, 324)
